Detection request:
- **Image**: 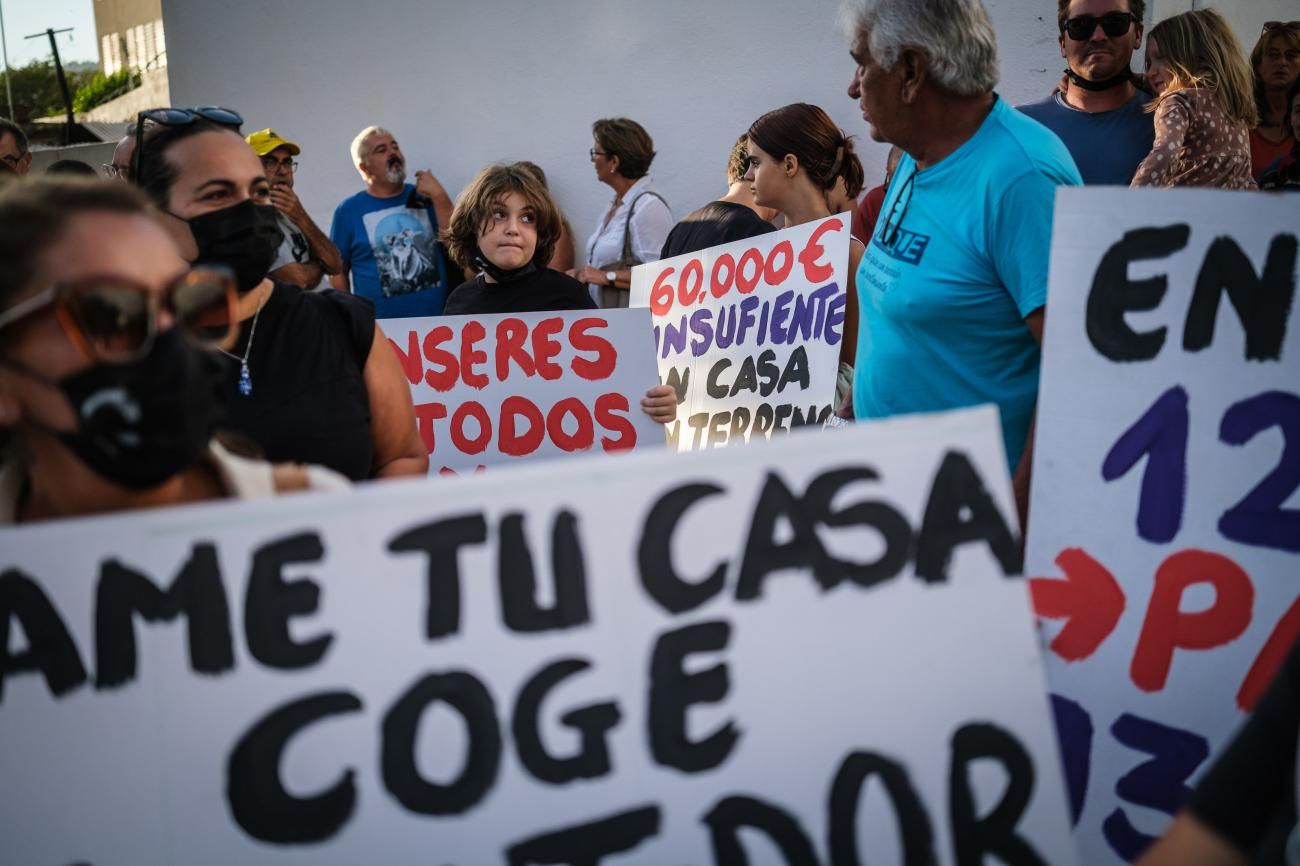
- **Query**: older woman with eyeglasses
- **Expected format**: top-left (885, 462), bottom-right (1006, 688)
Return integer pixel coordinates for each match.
top-left (1248, 21), bottom-right (1300, 179)
top-left (574, 117), bottom-right (673, 308)
top-left (131, 106), bottom-right (428, 481)
top-left (0, 177), bottom-right (347, 524)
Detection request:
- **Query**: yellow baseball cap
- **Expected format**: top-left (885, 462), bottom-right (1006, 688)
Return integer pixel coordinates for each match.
top-left (246, 128), bottom-right (301, 157)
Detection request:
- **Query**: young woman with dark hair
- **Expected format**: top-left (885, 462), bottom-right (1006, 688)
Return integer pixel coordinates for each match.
top-left (744, 102), bottom-right (866, 407)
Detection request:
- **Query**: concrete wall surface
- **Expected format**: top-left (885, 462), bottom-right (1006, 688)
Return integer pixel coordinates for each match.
top-left (163, 0), bottom-right (1285, 266)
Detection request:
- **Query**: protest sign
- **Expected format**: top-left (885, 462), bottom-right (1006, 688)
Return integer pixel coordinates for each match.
top-left (1025, 188), bottom-right (1299, 866)
top-left (383, 309), bottom-right (664, 475)
top-left (630, 215), bottom-right (850, 451)
top-left (1, 406), bottom-right (1077, 865)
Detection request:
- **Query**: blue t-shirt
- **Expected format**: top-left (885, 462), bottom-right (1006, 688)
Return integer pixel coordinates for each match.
top-left (1019, 89), bottom-right (1154, 185)
top-left (330, 183), bottom-right (449, 318)
top-left (854, 96), bottom-right (1082, 468)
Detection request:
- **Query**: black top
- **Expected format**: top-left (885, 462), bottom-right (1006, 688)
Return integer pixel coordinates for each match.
top-left (220, 283), bottom-right (375, 480)
top-left (660, 201), bottom-right (776, 259)
top-left (1189, 637), bottom-right (1299, 862)
top-left (443, 268), bottom-right (597, 315)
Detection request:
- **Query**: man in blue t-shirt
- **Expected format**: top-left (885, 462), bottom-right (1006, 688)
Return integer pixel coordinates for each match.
top-left (1019, 0), bottom-right (1154, 185)
top-left (844, 0), bottom-right (1082, 521)
top-left (330, 126), bottom-right (453, 318)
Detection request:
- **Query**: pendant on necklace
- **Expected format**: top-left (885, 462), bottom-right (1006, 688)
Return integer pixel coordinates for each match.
top-left (238, 362), bottom-right (253, 396)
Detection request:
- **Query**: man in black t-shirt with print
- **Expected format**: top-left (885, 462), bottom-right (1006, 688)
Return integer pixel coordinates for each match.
top-left (660, 135), bottom-right (777, 259)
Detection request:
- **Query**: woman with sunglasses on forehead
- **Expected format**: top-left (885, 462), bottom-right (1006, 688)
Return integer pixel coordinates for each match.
top-left (0, 178), bottom-right (347, 524)
top-left (134, 108), bottom-right (428, 481)
top-left (1248, 21), bottom-right (1300, 181)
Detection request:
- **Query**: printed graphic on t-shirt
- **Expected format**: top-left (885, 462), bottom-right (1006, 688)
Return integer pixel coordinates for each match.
top-left (361, 206), bottom-right (442, 297)
top-left (873, 228), bottom-right (932, 266)
top-left (287, 226), bottom-right (309, 263)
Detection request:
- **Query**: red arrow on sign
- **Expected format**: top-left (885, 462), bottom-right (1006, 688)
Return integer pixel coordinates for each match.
top-left (1029, 547), bottom-right (1127, 662)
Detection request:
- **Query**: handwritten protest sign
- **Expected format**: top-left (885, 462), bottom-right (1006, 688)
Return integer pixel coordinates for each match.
top-left (1025, 188), bottom-right (1299, 866)
top-left (630, 214), bottom-right (850, 451)
top-left (1, 406), bottom-right (1077, 865)
top-left (384, 309), bottom-right (663, 475)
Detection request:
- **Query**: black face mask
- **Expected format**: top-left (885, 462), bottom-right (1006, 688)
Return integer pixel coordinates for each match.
top-left (187, 200), bottom-right (283, 293)
top-left (51, 330), bottom-right (228, 490)
top-left (472, 251), bottom-right (537, 285)
top-left (1065, 66), bottom-right (1136, 92)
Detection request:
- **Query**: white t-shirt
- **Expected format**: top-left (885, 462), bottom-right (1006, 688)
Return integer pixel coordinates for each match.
top-left (583, 176), bottom-right (673, 296)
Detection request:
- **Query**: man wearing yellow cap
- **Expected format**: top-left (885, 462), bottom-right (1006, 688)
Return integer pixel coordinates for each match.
top-left (246, 128), bottom-right (343, 289)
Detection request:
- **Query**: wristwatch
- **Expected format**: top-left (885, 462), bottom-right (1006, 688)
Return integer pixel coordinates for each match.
top-left (605, 270), bottom-right (617, 286)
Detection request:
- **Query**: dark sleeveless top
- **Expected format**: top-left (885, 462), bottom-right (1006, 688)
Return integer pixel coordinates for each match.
top-left (220, 283), bottom-right (375, 480)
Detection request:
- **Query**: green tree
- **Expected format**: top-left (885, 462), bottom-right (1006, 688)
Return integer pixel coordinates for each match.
top-left (0, 60), bottom-right (96, 124)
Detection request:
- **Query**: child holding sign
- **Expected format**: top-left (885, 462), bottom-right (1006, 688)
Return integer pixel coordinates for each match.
top-left (442, 163), bottom-right (676, 424)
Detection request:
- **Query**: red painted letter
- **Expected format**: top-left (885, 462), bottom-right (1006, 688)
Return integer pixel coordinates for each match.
top-left (798, 218), bottom-right (842, 284)
top-left (570, 318), bottom-right (617, 381)
top-left (495, 317), bottom-right (535, 381)
top-left (595, 392), bottom-right (637, 450)
top-left (1131, 550), bottom-right (1254, 693)
top-left (499, 396), bottom-right (546, 457)
top-left (422, 325), bottom-right (458, 391)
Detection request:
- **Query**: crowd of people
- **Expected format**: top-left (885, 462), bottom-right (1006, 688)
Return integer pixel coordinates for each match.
top-left (0, 1), bottom-right (1297, 858)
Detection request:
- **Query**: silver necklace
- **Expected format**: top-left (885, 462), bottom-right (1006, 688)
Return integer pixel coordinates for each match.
top-left (219, 290), bottom-right (267, 396)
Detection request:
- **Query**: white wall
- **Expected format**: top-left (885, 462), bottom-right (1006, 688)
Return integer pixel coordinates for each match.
top-left (1151, 0), bottom-right (1296, 55)
top-left (161, 0), bottom-right (1281, 265)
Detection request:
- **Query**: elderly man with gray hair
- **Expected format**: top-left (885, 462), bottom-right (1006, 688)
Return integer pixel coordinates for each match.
top-left (843, 0), bottom-right (1081, 522)
top-left (329, 125), bottom-right (453, 318)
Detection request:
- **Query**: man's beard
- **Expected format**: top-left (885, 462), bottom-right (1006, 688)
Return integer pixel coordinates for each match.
top-left (385, 160), bottom-right (406, 185)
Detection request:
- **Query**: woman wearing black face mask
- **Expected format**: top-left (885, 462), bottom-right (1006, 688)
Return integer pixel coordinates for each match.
top-left (0, 177), bottom-right (348, 524)
top-left (135, 113), bottom-right (428, 481)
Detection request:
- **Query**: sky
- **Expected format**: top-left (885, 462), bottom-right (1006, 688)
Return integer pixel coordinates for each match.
top-left (1, 0), bottom-right (99, 69)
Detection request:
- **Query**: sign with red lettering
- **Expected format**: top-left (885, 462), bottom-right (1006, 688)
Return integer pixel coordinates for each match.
top-left (384, 309), bottom-right (664, 475)
top-left (0, 406), bottom-right (1079, 865)
top-left (1025, 189), bottom-right (1299, 866)
top-left (630, 215), bottom-right (850, 451)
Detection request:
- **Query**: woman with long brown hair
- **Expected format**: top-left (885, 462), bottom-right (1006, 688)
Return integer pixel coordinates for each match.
top-left (1247, 21), bottom-right (1300, 180)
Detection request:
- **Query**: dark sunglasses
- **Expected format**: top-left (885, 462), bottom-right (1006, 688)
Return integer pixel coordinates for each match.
top-left (132, 106), bottom-right (244, 187)
top-left (0, 266), bottom-right (240, 363)
top-left (1063, 12), bottom-right (1138, 41)
top-left (1262, 21), bottom-right (1300, 33)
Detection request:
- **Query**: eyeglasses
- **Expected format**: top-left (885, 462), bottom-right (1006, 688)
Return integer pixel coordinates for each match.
top-left (1062, 12), bottom-right (1138, 41)
top-left (0, 266), bottom-right (240, 363)
top-left (132, 106), bottom-right (244, 187)
top-left (1262, 21), bottom-right (1300, 33)
top-left (261, 156), bottom-right (299, 173)
top-left (102, 164), bottom-right (131, 180)
top-left (589, 149), bottom-right (609, 161)
top-left (878, 168), bottom-right (916, 249)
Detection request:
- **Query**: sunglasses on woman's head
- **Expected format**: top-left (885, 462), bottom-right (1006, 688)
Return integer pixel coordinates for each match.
top-left (0, 265), bottom-right (240, 364)
top-left (132, 106), bottom-right (244, 187)
top-left (1062, 12), bottom-right (1138, 41)
top-left (1262, 21), bottom-right (1300, 33)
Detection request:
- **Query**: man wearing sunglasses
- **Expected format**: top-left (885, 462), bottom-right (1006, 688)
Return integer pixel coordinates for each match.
top-left (0, 118), bottom-right (31, 177)
top-left (1020, 0), bottom-right (1153, 185)
top-left (246, 128), bottom-right (343, 290)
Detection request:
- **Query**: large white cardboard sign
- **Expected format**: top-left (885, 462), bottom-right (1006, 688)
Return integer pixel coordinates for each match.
top-left (1025, 188), bottom-right (1299, 866)
top-left (383, 308), bottom-right (664, 475)
top-left (0, 407), bottom-right (1077, 865)
top-left (630, 215), bottom-right (850, 451)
